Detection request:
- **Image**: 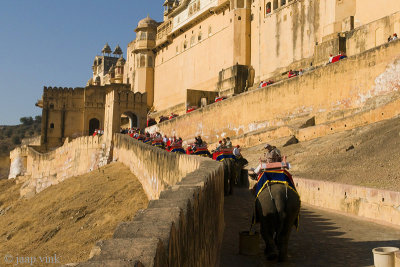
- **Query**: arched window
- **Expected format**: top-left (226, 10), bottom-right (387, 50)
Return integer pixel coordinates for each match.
top-left (148, 56), bottom-right (153, 67)
top-left (266, 2), bottom-right (272, 14)
top-left (140, 55), bottom-right (146, 67)
top-left (183, 41), bottom-right (188, 50)
top-left (273, 0), bottom-right (278, 10)
top-left (88, 118), bottom-right (100, 135)
top-left (198, 32), bottom-right (202, 41)
top-left (140, 32), bottom-right (147, 40)
top-left (190, 35), bottom-right (195, 47)
top-left (50, 123), bottom-right (54, 129)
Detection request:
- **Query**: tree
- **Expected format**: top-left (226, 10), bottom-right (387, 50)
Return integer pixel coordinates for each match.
top-left (35, 115), bottom-right (42, 123)
top-left (12, 135), bottom-right (21, 145)
top-left (20, 116), bottom-right (34, 126)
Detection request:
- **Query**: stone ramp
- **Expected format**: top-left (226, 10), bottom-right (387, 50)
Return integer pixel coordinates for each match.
top-left (220, 187), bottom-right (400, 267)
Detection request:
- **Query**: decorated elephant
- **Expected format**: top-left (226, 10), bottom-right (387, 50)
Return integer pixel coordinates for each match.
top-left (255, 181), bottom-right (300, 261)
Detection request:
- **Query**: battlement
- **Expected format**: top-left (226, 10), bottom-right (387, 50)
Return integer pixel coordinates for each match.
top-left (43, 86), bottom-right (85, 97)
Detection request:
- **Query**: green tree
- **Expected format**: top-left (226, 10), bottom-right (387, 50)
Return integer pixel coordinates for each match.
top-left (35, 115), bottom-right (42, 123)
top-left (12, 135), bottom-right (21, 145)
top-left (20, 116), bottom-right (34, 125)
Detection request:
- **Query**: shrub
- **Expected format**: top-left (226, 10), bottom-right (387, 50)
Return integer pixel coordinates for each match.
top-left (12, 135), bottom-right (21, 145)
top-left (6, 129), bottom-right (13, 138)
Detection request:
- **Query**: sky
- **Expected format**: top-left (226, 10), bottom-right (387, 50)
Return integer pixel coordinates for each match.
top-left (0, 0), bottom-right (163, 125)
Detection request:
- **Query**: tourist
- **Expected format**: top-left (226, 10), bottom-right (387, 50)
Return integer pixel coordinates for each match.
top-left (222, 138), bottom-right (227, 148)
top-left (233, 145), bottom-right (241, 158)
top-left (215, 140), bottom-right (223, 152)
top-left (393, 33), bottom-right (398, 40)
top-left (298, 69), bottom-right (303, 75)
top-left (328, 54), bottom-right (333, 63)
top-left (226, 137), bottom-right (232, 148)
top-left (264, 144), bottom-right (281, 163)
top-left (259, 81), bottom-right (264, 88)
top-left (388, 35), bottom-right (393, 42)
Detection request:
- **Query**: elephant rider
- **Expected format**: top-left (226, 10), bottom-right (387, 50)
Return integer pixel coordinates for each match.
top-left (233, 145), bottom-right (242, 159)
top-left (225, 137), bottom-right (232, 148)
top-left (222, 138), bottom-right (227, 148)
top-left (215, 140), bottom-right (223, 152)
top-left (249, 144), bottom-right (282, 179)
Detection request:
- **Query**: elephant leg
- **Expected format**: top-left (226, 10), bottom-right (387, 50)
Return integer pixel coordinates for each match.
top-left (277, 225), bottom-right (292, 262)
top-left (228, 159), bottom-right (234, 195)
top-left (256, 197), bottom-right (278, 260)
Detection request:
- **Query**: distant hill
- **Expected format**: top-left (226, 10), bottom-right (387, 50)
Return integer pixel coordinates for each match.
top-left (0, 116), bottom-right (41, 157)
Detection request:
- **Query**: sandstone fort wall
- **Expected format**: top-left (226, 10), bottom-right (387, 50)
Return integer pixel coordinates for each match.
top-left (9, 136), bottom-right (105, 196)
top-left (80, 135), bottom-right (225, 266)
top-left (147, 39), bottom-right (400, 146)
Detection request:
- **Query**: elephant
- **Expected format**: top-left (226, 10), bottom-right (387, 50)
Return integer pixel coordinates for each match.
top-left (223, 158), bottom-right (236, 195)
top-left (255, 182), bottom-right (300, 261)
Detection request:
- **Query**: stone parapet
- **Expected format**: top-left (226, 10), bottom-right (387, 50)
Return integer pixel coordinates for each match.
top-left (295, 177), bottom-right (400, 227)
top-left (74, 134), bottom-right (225, 266)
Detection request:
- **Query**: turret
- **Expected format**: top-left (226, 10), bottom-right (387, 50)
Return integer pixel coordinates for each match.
top-left (131, 16), bottom-right (158, 107)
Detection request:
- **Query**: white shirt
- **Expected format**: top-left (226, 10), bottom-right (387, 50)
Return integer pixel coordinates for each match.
top-left (253, 162), bottom-right (268, 174)
top-left (233, 147), bottom-right (241, 157)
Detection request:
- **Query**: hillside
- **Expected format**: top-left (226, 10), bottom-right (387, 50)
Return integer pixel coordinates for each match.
top-left (0, 162), bottom-right (148, 265)
top-left (0, 116), bottom-right (41, 179)
top-left (242, 115), bottom-right (400, 192)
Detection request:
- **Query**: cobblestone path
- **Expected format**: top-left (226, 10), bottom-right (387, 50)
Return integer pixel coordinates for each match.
top-left (220, 187), bottom-right (400, 267)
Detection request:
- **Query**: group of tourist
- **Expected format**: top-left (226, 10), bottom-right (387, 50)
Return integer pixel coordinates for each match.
top-left (92, 129), bottom-right (104, 136)
top-left (259, 80), bottom-right (274, 88)
top-left (388, 33), bottom-right (398, 42)
top-left (328, 51), bottom-right (347, 64)
top-left (288, 69), bottom-right (303, 78)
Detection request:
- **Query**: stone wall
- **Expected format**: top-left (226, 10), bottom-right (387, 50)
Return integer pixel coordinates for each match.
top-left (147, 39), bottom-right (400, 146)
top-left (77, 134), bottom-right (225, 266)
top-left (9, 136), bottom-right (106, 197)
top-left (113, 134), bottom-right (203, 200)
top-left (295, 177), bottom-right (400, 227)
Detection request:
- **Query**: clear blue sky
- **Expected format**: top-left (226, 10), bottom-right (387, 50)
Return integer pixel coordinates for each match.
top-left (0, 1), bottom-right (163, 125)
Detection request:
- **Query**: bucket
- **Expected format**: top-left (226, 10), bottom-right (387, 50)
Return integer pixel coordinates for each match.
top-left (372, 247), bottom-right (399, 267)
top-left (239, 231), bottom-right (260, 255)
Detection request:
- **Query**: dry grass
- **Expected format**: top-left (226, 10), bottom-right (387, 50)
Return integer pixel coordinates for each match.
top-left (0, 162), bottom-right (149, 265)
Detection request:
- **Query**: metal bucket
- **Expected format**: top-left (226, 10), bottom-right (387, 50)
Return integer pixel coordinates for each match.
top-left (239, 231), bottom-right (260, 255)
top-left (372, 247), bottom-right (399, 267)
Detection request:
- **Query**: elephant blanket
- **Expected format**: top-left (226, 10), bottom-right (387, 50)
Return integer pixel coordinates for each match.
top-left (254, 169), bottom-right (300, 229)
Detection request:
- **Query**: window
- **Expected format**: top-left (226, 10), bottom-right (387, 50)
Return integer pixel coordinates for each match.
top-left (183, 41), bottom-right (188, 50)
top-left (148, 56), bottom-right (153, 67)
top-left (49, 104), bottom-right (54, 109)
top-left (50, 123), bottom-right (54, 129)
top-left (190, 35), bottom-right (195, 46)
top-left (139, 32), bottom-right (147, 40)
top-left (198, 32), bottom-right (202, 41)
top-left (176, 46), bottom-right (179, 54)
top-left (273, 0), bottom-right (278, 10)
top-left (140, 55), bottom-right (145, 67)
top-left (266, 2), bottom-right (271, 14)
top-left (281, 0), bottom-right (286, 6)
top-left (208, 26), bottom-right (212, 36)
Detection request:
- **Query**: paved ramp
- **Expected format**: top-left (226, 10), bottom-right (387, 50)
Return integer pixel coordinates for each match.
top-left (220, 187), bottom-right (400, 267)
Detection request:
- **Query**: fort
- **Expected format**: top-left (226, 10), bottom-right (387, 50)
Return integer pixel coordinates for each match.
top-left (5, 0), bottom-right (400, 266)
